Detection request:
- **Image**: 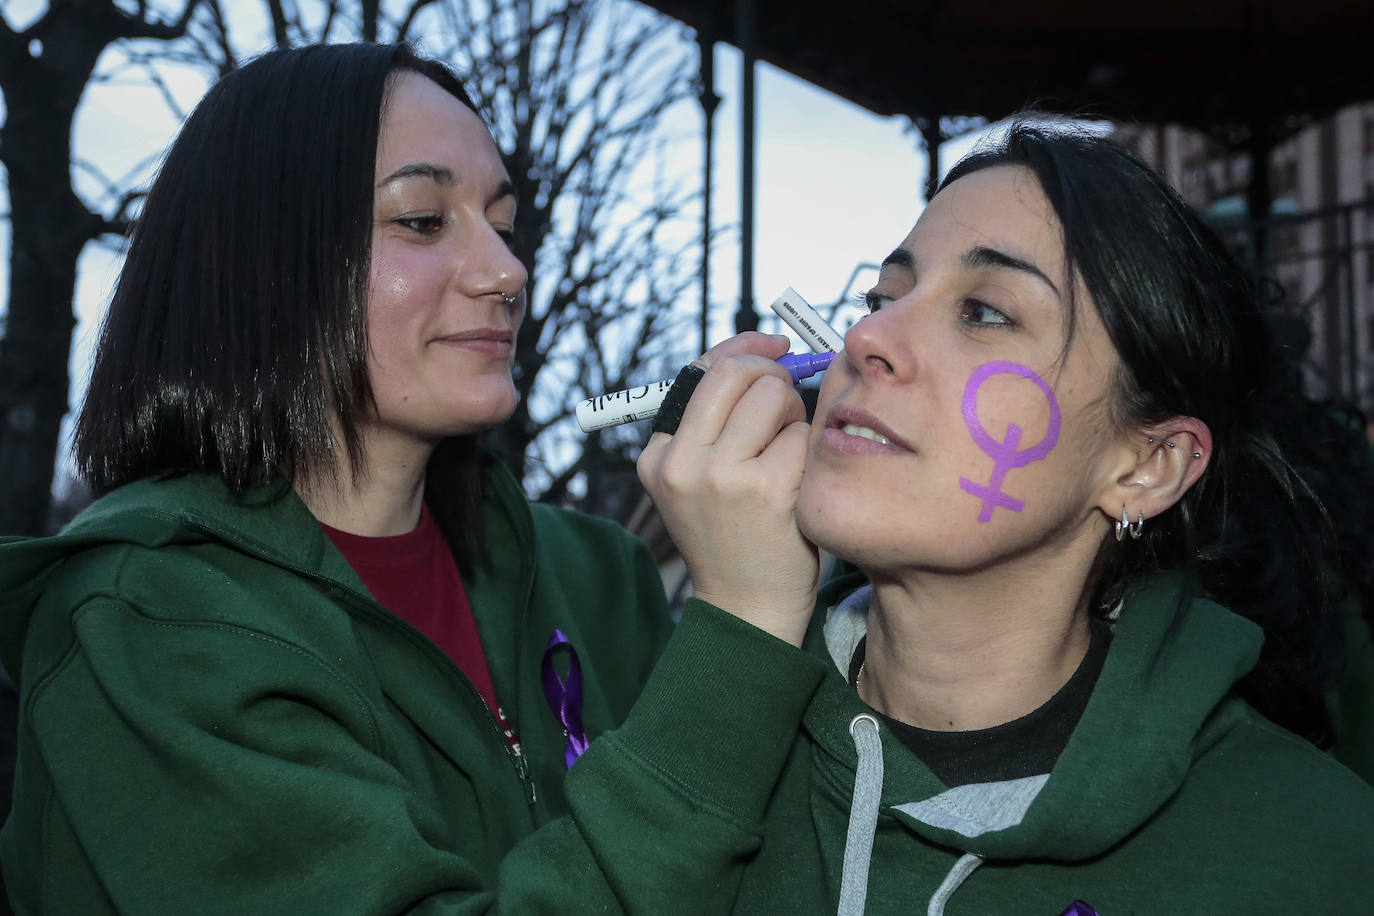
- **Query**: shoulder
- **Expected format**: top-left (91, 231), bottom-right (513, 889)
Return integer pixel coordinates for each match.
top-left (1200, 702), bottom-right (1374, 808)
top-left (18, 478), bottom-right (362, 672)
top-left (528, 502), bottom-right (654, 567)
top-left (1178, 701), bottom-right (1374, 870)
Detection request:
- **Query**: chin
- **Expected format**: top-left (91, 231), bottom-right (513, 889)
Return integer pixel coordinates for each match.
top-left (797, 487), bottom-right (870, 563)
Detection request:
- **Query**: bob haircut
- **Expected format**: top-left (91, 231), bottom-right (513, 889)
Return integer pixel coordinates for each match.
top-left (75, 43), bottom-right (480, 502)
top-left (941, 122), bottom-right (1340, 742)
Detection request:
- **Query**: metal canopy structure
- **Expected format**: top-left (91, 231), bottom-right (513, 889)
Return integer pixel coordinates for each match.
top-left (640, 0), bottom-right (1374, 334)
top-left (642, 0), bottom-right (1374, 141)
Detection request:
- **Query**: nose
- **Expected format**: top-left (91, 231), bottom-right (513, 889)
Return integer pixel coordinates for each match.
top-left (458, 221), bottom-right (528, 303)
top-left (842, 298), bottom-right (918, 381)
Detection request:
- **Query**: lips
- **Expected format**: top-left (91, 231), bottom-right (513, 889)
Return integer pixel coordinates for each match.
top-left (434, 327), bottom-right (514, 357)
top-left (819, 404), bottom-right (914, 455)
top-left (438, 327), bottom-right (513, 343)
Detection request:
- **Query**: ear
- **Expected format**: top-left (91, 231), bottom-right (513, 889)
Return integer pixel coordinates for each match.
top-left (1097, 417), bottom-right (1212, 525)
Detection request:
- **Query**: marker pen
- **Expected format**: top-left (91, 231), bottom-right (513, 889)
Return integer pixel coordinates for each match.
top-left (576, 351), bottom-right (836, 432)
top-left (769, 286), bottom-right (845, 354)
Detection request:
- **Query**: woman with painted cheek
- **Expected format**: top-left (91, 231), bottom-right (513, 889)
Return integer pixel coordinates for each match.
top-left (641, 122), bottom-right (1374, 914)
top-left (0, 42), bottom-right (802, 914)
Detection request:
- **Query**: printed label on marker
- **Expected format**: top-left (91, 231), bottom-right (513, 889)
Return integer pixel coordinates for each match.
top-left (770, 286), bottom-right (845, 354)
top-left (576, 378), bottom-right (675, 432)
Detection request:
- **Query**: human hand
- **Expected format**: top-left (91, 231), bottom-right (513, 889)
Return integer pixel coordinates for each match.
top-left (637, 332), bottom-right (819, 646)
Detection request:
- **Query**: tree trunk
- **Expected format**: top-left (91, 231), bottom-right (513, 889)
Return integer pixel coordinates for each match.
top-left (0, 0), bottom-right (195, 534)
top-left (0, 20), bottom-right (107, 535)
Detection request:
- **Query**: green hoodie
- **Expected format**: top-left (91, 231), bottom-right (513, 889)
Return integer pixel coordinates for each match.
top-left (716, 573), bottom-right (1374, 914)
top-left (12, 460), bottom-right (1363, 914)
top-left (0, 458), bottom-right (828, 914)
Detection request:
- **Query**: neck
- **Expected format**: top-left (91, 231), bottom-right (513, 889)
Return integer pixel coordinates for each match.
top-left (296, 434), bottom-right (433, 537)
top-left (857, 547), bottom-right (1099, 732)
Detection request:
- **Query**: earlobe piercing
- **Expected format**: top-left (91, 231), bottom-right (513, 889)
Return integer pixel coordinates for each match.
top-left (1115, 507), bottom-right (1146, 542)
top-left (1193, 451), bottom-right (1202, 459)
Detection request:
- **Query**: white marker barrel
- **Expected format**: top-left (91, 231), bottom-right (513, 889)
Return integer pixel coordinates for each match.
top-left (769, 286), bottom-right (845, 354)
top-left (575, 377), bottom-right (676, 432)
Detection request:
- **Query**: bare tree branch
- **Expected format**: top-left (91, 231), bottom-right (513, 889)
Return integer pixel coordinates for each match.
top-left (396, 0), bottom-right (440, 41)
top-left (266, 0), bottom-right (289, 48)
top-left (114, 0), bottom-right (203, 41)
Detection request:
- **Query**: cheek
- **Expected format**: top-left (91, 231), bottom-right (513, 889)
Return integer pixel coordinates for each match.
top-left (954, 362), bottom-right (1064, 524)
top-left (366, 246), bottom-right (443, 356)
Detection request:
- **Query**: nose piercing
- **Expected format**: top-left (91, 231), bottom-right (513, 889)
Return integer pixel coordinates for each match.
top-left (502, 293), bottom-right (518, 305)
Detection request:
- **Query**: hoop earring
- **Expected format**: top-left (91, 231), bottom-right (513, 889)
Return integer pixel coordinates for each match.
top-left (1129, 512), bottom-right (1145, 540)
top-left (1114, 507), bottom-right (1129, 542)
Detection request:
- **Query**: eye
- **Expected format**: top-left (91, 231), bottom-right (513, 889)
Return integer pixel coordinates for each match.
top-left (860, 288), bottom-right (895, 313)
top-left (959, 298), bottom-right (1012, 327)
top-left (395, 214), bottom-right (444, 236)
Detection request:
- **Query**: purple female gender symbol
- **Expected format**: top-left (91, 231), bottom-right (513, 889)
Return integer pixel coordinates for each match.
top-left (959, 360), bottom-right (1061, 522)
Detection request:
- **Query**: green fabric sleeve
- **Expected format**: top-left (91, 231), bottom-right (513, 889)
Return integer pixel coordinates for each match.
top-left (26, 595), bottom-right (823, 914)
top-left (500, 598), bottom-right (829, 914)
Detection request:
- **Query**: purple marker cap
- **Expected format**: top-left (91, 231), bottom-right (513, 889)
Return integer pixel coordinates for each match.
top-left (776, 351), bottom-right (837, 384)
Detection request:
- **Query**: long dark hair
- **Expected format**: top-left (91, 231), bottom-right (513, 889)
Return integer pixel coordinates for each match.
top-left (74, 43), bottom-right (489, 563)
top-left (942, 121), bottom-right (1345, 744)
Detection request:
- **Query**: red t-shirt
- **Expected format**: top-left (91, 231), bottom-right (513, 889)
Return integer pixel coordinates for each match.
top-left (321, 505), bottom-right (519, 752)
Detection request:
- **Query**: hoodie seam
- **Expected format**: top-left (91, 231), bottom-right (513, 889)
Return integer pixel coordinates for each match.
top-left (596, 731), bottom-right (766, 832)
top-left (43, 597), bottom-right (385, 756)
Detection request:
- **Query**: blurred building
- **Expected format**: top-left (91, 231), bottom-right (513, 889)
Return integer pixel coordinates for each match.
top-left (1115, 102), bottom-right (1374, 410)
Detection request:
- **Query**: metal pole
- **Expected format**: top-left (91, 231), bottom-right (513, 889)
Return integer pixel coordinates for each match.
top-left (697, 29), bottom-right (719, 354)
top-left (735, 0), bottom-right (758, 333)
top-left (1343, 206), bottom-right (1358, 398)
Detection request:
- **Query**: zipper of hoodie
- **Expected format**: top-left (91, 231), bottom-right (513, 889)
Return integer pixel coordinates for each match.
top-left (184, 520), bottom-right (539, 807)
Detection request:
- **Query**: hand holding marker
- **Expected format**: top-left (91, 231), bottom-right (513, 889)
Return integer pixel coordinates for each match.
top-left (575, 287), bottom-right (844, 433)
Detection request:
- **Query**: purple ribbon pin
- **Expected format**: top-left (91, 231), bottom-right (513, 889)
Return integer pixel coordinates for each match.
top-left (541, 629), bottom-right (589, 769)
top-left (1059, 902), bottom-right (1098, 916)
top-left (959, 360), bottom-right (1061, 522)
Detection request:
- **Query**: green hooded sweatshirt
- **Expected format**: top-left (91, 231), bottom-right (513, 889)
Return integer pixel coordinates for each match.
top-left (0, 458), bottom-right (836, 914)
top-left (716, 573), bottom-right (1374, 914)
top-left (11, 459), bottom-right (1364, 914)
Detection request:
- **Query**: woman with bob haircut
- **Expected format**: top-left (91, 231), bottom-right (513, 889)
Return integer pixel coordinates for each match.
top-left (0, 41), bottom-right (801, 913)
top-left (637, 122), bottom-right (1374, 912)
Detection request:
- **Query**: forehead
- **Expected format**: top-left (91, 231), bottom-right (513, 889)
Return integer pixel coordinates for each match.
top-left (900, 165), bottom-right (1065, 282)
top-left (375, 72), bottom-right (503, 177)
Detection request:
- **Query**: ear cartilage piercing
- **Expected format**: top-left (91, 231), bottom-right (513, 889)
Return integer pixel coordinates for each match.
top-left (1147, 436), bottom-right (1155, 444)
top-left (1166, 441), bottom-right (1176, 448)
top-left (1193, 451), bottom-right (1202, 459)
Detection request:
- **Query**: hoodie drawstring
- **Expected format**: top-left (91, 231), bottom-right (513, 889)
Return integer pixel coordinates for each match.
top-left (927, 852), bottom-right (984, 916)
top-left (838, 714), bottom-right (883, 916)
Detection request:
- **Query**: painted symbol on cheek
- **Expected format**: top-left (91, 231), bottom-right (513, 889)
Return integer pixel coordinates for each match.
top-left (959, 360), bottom-right (1061, 522)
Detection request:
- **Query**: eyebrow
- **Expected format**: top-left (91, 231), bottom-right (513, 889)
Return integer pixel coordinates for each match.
top-left (379, 162), bottom-right (454, 186)
top-left (377, 165), bottom-right (519, 207)
top-left (962, 245), bottom-right (1060, 298)
top-left (880, 248), bottom-right (914, 271)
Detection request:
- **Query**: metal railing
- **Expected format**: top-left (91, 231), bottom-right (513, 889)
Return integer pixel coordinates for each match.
top-left (1216, 198), bottom-right (1374, 413)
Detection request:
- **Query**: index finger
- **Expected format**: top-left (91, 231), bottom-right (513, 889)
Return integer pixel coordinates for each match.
top-left (695, 332), bottom-right (791, 371)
